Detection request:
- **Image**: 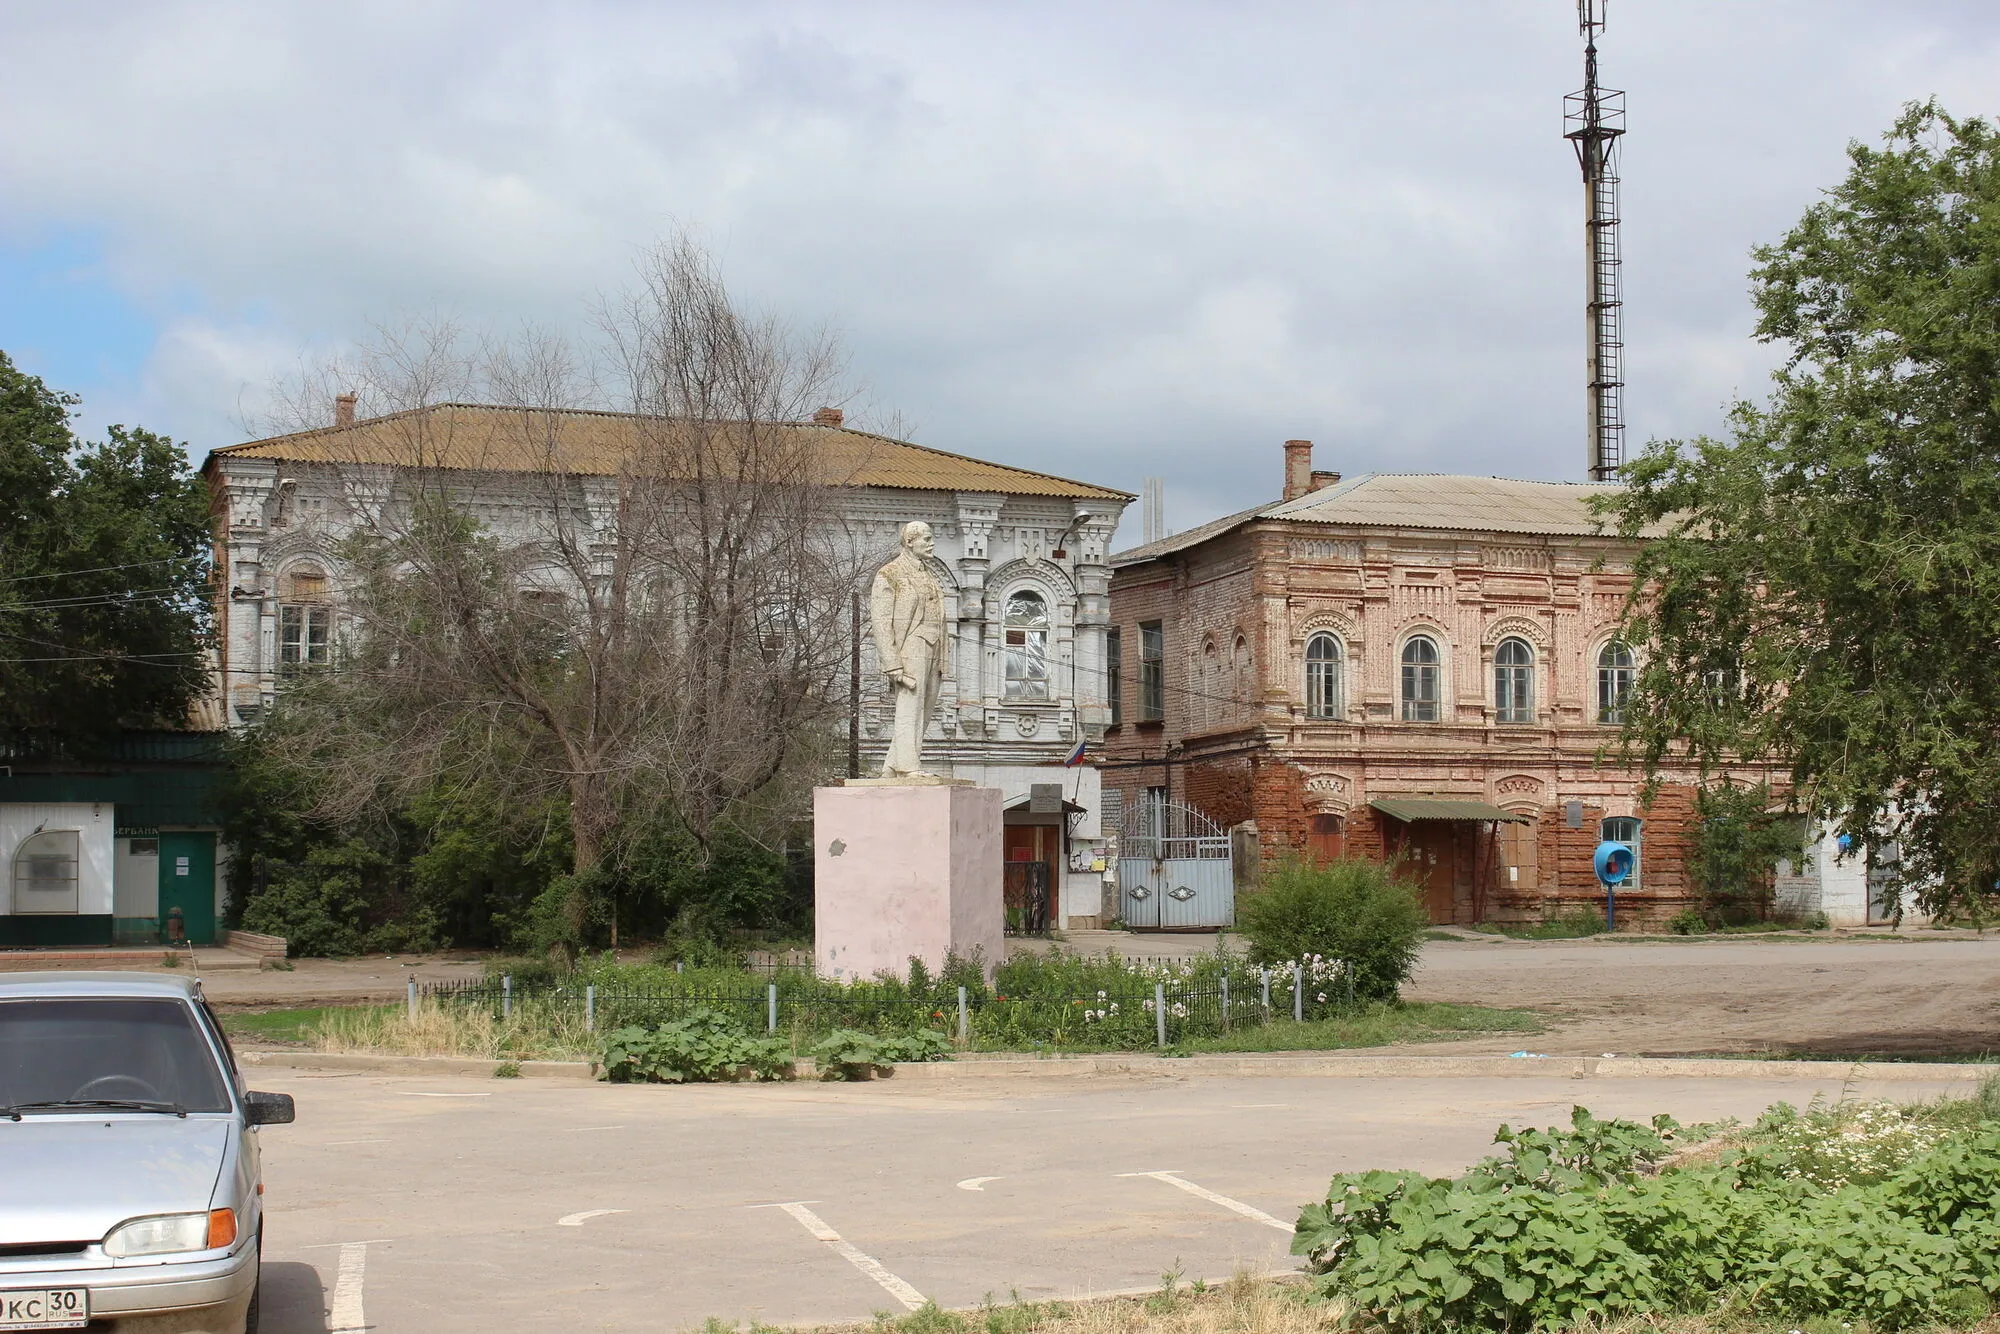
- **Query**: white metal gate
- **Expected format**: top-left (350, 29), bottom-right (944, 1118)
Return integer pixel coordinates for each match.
top-left (1117, 800), bottom-right (1234, 929)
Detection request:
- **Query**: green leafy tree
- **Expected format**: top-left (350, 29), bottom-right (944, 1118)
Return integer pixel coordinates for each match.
top-left (1685, 782), bottom-right (1805, 924)
top-left (1603, 103), bottom-right (2000, 918)
top-left (0, 352), bottom-right (212, 746)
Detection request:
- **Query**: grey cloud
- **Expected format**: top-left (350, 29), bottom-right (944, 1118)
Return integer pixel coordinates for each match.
top-left (3, 0), bottom-right (1996, 533)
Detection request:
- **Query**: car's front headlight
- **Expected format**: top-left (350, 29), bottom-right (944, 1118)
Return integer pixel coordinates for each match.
top-left (104, 1209), bottom-right (236, 1257)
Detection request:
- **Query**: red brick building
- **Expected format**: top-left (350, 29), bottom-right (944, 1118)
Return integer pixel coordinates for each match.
top-left (1099, 440), bottom-right (1770, 928)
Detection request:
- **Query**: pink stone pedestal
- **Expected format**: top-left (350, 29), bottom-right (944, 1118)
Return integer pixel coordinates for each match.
top-left (813, 783), bottom-right (1003, 982)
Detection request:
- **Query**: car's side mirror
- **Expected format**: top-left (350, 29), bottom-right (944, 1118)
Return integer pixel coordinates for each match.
top-left (244, 1091), bottom-right (295, 1126)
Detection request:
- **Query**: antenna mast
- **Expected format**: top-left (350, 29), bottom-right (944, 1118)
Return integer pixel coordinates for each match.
top-left (1565, 0), bottom-right (1625, 482)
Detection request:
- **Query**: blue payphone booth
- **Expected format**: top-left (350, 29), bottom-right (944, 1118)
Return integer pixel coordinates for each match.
top-left (1593, 840), bottom-right (1634, 931)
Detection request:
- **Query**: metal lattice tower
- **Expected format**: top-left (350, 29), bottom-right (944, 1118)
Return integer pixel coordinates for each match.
top-left (1565, 0), bottom-right (1625, 482)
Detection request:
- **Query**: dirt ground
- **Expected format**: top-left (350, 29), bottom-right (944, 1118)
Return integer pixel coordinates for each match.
top-left (160, 929), bottom-right (2000, 1061)
top-left (1401, 934), bottom-right (2000, 1058)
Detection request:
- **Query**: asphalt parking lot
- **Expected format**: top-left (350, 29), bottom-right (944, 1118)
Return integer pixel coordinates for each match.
top-left (246, 1065), bottom-right (1981, 1332)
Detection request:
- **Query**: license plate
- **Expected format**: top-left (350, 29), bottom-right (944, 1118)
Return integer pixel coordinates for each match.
top-left (0, 1289), bottom-right (87, 1330)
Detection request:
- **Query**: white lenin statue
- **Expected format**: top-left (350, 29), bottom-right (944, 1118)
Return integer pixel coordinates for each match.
top-left (870, 521), bottom-right (947, 778)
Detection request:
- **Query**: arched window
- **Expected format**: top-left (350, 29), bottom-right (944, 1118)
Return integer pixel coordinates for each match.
top-left (12, 828), bottom-right (81, 914)
top-left (1401, 635), bottom-right (1440, 722)
top-left (1597, 641), bottom-right (1635, 724)
top-left (1494, 637), bottom-right (1535, 725)
top-left (279, 563), bottom-right (333, 676)
top-left (1305, 633), bottom-right (1344, 719)
top-left (1003, 590), bottom-right (1050, 700)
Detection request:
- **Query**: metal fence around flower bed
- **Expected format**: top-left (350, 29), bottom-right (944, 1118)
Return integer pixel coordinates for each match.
top-left (413, 956), bottom-right (1355, 1050)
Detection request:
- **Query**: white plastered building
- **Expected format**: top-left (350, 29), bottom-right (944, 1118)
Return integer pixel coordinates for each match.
top-left (202, 403), bottom-right (1132, 930)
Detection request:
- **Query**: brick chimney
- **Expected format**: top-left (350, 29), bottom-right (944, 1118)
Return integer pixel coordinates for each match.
top-left (333, 393), bottom-right (357, 428)
top-left (1310, 469), bottom-right (1342, 491)
top-left (1283, 439), bottom-right (1314, 501)
top-left (812, 406), bottom-right (844, 427)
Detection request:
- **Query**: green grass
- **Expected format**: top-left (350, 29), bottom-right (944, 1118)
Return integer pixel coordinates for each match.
top-left (1472, 910), bottom-right (1606, 940)
top-left (1166, 1001), bottom-right (1543, 1055)
top-left (220, 1007), bottom-right (344, 1046)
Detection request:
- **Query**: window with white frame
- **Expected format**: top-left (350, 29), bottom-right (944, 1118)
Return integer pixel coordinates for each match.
top-left (278, 563), bottom-right (333, 675)
top-left (1494, 637), bottom-right (1535, 725)
top-left (1600, 816), bottom-right (1641, 889)
top-left (1305, 632), bottom-right (1344, 719)
top-left (12, 829), bottom-right (81, 913)
top-left (1401, 634), bottom-right (1440, 722)
top-left (1597, 641), bottom-right (1635, 724)
top-left (1003, 589), bottom-right (1051, 700)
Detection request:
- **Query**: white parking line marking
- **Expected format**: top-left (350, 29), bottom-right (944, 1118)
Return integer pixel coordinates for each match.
top-left (1118, 1171), bottom-right (1294, 1233)
top-left (319, 1139), bottom-right (389, 1147)
top-left (563, 1125), bottom-right (627, 1132)
top-left (557, 1209), bottom-right (629, 1227)
top-left (956, 1176), bottom-right (1002, 1192)
top-left (329, 1242), bottom-right (368, 1333)
top-left (768, 1202), bottom-right (927, 1311)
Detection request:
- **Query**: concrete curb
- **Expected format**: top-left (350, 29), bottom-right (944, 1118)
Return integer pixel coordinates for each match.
top-left (236, 1048), bottom-right (1996, 1084)
top-left (238, 1049), bottom-right (598, 1080)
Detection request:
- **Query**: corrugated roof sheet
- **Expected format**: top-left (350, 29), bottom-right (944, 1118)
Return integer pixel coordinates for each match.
top-left (1269, 473), bottom-right (1628, 536)
top-left (1370, 796), bottom-right (1531, 824)
top-left (205, 404), bottom-right (1132, 502)
top-left (1113, 472), bottom-right (1658, 568)
top-left (1110, 503), bottom-right (1268, 566)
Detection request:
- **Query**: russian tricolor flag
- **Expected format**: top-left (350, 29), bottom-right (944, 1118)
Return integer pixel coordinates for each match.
top-left (1062, 738), bottom-right (1087, 767)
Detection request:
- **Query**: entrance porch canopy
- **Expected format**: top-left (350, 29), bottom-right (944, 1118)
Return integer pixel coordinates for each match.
top-left (1368, 795), bottom-right (1531, 824)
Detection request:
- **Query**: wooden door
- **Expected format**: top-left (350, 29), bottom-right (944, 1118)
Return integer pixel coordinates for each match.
top-left (1308, 814), bottom-right (1346, 863)
top-left (1403, 823), bottom-right (1458, 924)
top-left (1499, 819), bottom-right (1539, 892)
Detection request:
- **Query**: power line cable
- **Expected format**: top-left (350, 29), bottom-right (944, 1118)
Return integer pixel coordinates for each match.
top-left (0, 588), bottom-right (207, 613)
top-left (0, 556), bottom-right (203, 586)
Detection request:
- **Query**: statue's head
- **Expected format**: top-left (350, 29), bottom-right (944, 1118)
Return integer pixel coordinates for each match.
top-left (901, 521), bottom-right (935, 560)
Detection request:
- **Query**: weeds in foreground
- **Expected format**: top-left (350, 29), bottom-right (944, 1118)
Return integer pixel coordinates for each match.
top-left (312, 998), bottom-right (598, 1061)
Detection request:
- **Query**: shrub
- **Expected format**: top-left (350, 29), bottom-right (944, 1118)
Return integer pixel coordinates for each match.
top-left (600, 1007), bottom-right (791, 1083)
top-left (1296, 1101), bottom-right (2000, 1332)
top-left (1236, 858), bottom-right (1427, 1002)
top-left (240, 843), bottom-right (387, 957)
top-left (809, 1027), bottom-right (952, 1079)
top-left (1667, 907), bottom-right (1707, 935)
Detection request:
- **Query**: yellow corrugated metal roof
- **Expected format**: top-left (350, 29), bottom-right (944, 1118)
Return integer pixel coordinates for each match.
top-left (205, 403), bottom-right (1133, 502)
top-left (1267, 473), bottom-right (1634, 536)
top-left (1113, 473), bottom-right (1661, 567)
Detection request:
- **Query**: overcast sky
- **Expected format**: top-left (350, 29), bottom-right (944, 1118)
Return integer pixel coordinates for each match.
top-left (3, 1), bottom-right (1995, 539)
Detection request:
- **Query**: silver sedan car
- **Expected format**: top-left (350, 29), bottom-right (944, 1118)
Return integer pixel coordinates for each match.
top-left (0, 972), bottom-right (294, 1333)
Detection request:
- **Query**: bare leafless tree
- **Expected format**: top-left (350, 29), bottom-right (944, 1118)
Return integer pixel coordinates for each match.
top-left (256, 238), bottom-right (863, 946)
